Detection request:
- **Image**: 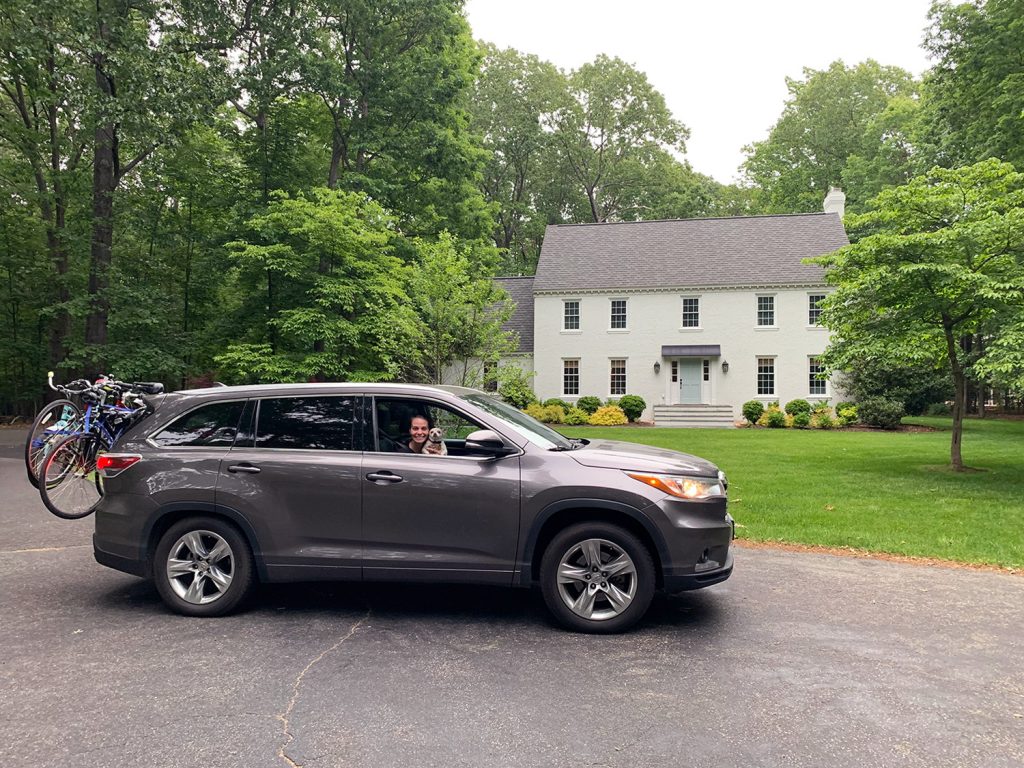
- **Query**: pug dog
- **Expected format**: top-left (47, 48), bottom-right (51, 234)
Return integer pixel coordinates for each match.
top-left (423, 426), bottom-right (447, 456)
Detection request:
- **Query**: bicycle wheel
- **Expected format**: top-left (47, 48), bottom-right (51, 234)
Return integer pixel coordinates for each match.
top-left (39, 434), bottom-right (106, 520)
top-left (24, 399), bottom-right (83, 488)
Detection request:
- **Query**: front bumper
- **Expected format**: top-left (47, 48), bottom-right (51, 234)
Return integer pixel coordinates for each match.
top-left (663, 548), bottom-right (734, 592)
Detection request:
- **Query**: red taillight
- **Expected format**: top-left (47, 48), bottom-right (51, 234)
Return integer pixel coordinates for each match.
top-left (96, 454), bottom-right (141, 477)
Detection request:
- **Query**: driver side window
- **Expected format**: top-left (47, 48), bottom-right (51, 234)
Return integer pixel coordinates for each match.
top-left (373, 399), bottom-right (484, 455)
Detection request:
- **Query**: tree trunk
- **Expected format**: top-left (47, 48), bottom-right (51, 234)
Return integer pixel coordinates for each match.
top-left (943, 319), bottom-right (965, 471)
top-left (84, 11), bottom-right (117, 377)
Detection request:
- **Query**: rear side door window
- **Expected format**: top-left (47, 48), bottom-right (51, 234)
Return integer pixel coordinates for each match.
top-left (254, 396), bottom-right (358, 451)
top-left (151, 401), bottom-right (247, 447)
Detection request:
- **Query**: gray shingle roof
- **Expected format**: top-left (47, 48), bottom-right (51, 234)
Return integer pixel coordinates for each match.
top-left (533, 213), bottom-right (849, 292)
top-left (494, 276), bottom-right (534, 354)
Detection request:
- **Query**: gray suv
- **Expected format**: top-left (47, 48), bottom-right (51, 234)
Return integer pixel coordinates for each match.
top-left (94, 383), bottom-right (734, 633)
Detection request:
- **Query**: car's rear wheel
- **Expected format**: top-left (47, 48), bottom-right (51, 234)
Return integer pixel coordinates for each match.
top-left (540, 522), bottom-right (655, 633)
top-left (153, 517), bottom-right (254, 617)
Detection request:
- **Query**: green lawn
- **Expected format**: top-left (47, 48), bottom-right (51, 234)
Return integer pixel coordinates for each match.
top-left (561, 416), bottom-right (1024, 570)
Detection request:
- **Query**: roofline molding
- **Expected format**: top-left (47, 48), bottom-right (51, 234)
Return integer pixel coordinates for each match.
top-left (533, 282), bottom-right (831, 296)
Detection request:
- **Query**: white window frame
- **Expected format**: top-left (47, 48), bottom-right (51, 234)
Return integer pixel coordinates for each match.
top-left (609, 298), bottom-right (628, 331)
top-left (757, 356), bottom-right (776, 396)
top-left (808, 293), bottom-right (826, 327)
top-left (562, 359), bottom-right (580, 396)
top-left (609, 358), bottom-right (627, 396)
top-left (756, 294), bottom-right (776, 328)
top-left (563, 299), bottom-right (581, 331)
top-left (808, 356), bottom-right (827, 397)
top-left (680, 296), bottom-right (701, 329)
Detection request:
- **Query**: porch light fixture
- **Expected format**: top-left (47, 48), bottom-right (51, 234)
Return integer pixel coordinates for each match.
top-left (721, 360), bottom-right (730, 373)
top-left (653, 361), bottom-right (661, 374)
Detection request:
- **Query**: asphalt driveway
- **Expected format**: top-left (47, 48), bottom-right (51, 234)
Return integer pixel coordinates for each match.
top-left (1, 428), bottom-right (1021, 768)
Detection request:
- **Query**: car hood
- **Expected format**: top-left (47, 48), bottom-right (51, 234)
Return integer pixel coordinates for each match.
top-left (569, 438), bottom-right (720, 476)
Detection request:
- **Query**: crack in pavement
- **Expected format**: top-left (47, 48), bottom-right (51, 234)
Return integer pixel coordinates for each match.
top-left (276, 611), bottom-right (371, 768)
top-left (2, 544), bottom-right (92, 554)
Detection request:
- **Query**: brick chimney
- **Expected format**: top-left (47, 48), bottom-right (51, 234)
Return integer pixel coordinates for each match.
top-left (823, 187), bottom-right (846, 217)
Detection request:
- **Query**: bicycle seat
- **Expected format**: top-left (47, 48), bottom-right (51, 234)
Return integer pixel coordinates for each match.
top-left (134, 382), bottom-right (164, 395)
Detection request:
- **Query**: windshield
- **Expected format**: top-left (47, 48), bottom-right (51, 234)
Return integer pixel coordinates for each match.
top-left (460, 393), bottom-right (573, 450)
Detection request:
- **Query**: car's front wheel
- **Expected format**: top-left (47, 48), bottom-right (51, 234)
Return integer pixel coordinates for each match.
top-left (153, 517), bottom-right (254, 617)
top-left (540, 522), bottom-right (655, 633)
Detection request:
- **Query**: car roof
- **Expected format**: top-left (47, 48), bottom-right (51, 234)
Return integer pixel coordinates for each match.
top-left (172, 382), bottom-right (485, 398)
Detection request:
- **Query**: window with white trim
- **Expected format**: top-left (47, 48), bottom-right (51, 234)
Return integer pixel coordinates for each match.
top-left (681, 297), bottom-right (700, 328)
top-left (757, 357), bottom-right (775, 396)
top-left (808, 294), bottom-right (825, 326)
top-left (808, 357), bottom-right (826, 396)
top-left (563, 360), bottom-right (579, 396)
top-left (671, 361), bottom-right (678, 382)
top-left (610, 299), bottom-right (627, 329)
top-left (757, 295), bottom-right (775, 327)
top-left (563, 300), bottom-right (580, 330)
top-left (609, 359), bottom-right (626, 395)
top-left (702, 359), bottom-right (710, 382)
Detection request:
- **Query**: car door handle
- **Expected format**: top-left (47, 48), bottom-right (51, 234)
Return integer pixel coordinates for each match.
top-left (227, 464), bottom-right (261, 474)
top-left (366, 471), bottom-right (403, 484)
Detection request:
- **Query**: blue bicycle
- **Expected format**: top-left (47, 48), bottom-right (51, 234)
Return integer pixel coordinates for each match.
top-left (36, 376), bottom-right (161, 519)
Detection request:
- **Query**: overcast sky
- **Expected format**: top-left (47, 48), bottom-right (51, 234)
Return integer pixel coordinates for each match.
top-left (463, 0), bottom-right (935, 184)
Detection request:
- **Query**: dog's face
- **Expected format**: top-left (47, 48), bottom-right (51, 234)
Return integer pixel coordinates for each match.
top-left (427, 427), bottom-right (444, 443)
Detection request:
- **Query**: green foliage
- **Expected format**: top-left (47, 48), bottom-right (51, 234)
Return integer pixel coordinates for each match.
top-left (839, 359), bottom-right (952, 416)
top-left (757, 405), bottom-right (787, 429)
top-left (857, 397), bottom-right (905, 430)
top-left (836, 401), bottom-right (856, 414)
top-left (616, 394), bottom-right (647, 422)
top-left (811, 411), bottom-right (835, 430)
top-left (784, 399), bottom-right (812, 416)
top-left (926, 402), bottom-right (952, 416)
top-left (576, 396), bottom-right (602, 415)
top-left (837, 406), bottom-right (859, 427)
top-left (523, 403), bottom-right (546, 421)
top-left (920, 0), bottom-right (1024, 170)
top-left (815, 159), bottom-right (1024, 466)
top-left (742, 400), bottom-right (766, 424)
top-left (792, 411), bottom-right (812, 429)
top-left (743, 60), bottom-right (919, 214)
top-left (539, 405), bottom-right (566, 424)
top-left (588, 405), bottom-right (628, 426)
top-left (543, 398), bottom-right (573, 412)
top-left (498, 366), bottom-right (537, 409)
top-left (563, 407), bottom-right (590, 426)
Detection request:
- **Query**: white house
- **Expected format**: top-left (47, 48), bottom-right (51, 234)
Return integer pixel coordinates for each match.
top-left (493, 190), bottom-right (850, 426)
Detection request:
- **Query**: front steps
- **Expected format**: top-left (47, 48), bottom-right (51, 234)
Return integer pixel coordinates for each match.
top-left (652, 404), bottom-right (736, 428)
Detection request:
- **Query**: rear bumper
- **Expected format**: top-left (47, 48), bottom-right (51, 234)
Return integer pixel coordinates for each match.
top-left (94, 534), bottom-right (147, 578)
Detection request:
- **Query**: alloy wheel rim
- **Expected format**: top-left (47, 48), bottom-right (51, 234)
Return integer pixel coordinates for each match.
top-left (166, 530), bottom-right (234, 605)
top-left (556, 537), bottom-right (637, 621)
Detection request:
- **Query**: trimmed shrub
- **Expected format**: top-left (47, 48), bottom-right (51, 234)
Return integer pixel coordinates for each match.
top-left (792, 411), bottom-right (811, 429)
top-left (926, 401), bottom-right (952, 416)
top-left (858, 396), bottom-right (904, 429)
top-left (500, 378), bottom-right (537, 409)
top-left (539, 405), bottom-right (565, 423)
top-left (835, 401), bottom-right (855, 414)
top-left (757, 406), bottom-right (786, 428)
top-left (563, 407), bottom-right (590, 425)
top-left (617, 394), bottom-right (647, 422)
top-left (543, 398), bottom-right (572, 412)
top-left (812, 412), bottom-right (835, 429)
top-left (811, 401), bottom-right (832, 415)
top-left (836, 406), bottom-right (858, 427)
top-left (576, 396), bottom-right (602, 415)
top-left (784, 399), bottom-right (812, 416)
top-left (589, 405), bottom-right (628, 426)
top-left (742, 400), bottom-right (765, 424)
top-left (523, 403), bottom-right (546, 421)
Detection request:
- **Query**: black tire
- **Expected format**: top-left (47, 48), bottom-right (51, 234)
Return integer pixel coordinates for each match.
top-left (540, 522), bottom-right (655, 634)
top-left (38, 433), bottom-right (105, 520)
top-left (25, 399), bottom-right (82, 489)
top-left (153, 517), bottom-right (255, 617)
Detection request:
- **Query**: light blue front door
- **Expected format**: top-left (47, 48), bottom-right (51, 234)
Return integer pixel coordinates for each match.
top-left (678, 359), bottom-right (701, 403)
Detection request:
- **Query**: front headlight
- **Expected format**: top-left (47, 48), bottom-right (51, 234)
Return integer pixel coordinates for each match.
top-left (627, 472), bottom-right (726, 500)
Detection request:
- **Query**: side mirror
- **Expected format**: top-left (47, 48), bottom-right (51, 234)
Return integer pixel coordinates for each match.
top-left (464, 429), bottom-right (516, 456)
